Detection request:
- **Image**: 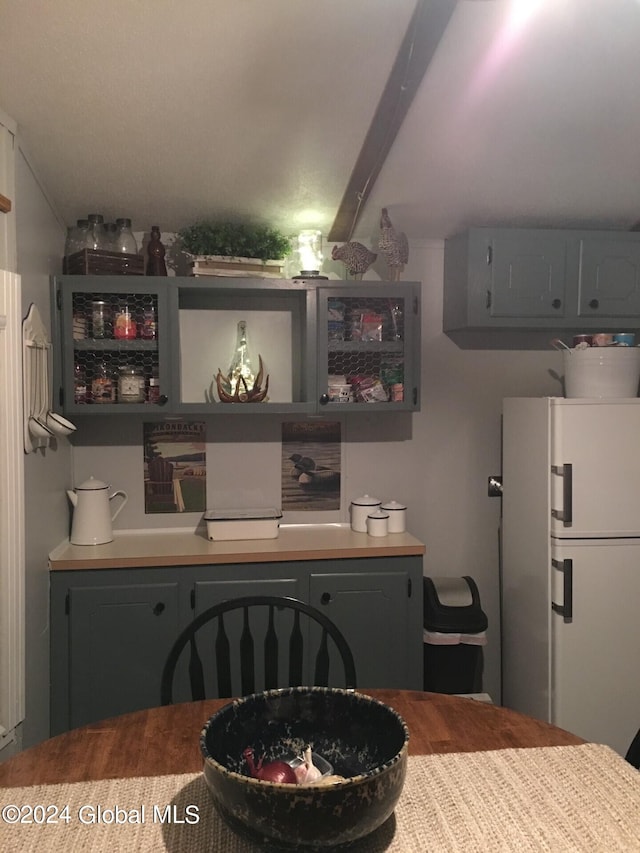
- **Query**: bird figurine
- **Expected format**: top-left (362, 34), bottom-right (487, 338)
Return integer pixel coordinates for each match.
top-left (331, 241), bottom-right (377, 279)
top-left (379, 208), bottom-right (409, 280)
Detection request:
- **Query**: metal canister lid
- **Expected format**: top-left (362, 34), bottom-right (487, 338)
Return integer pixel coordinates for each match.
top-left (367, 509), bottom-right (390, 520)
top-left (381, 500), bottom-right (407, 511)
top-left (351, 494), bottom-right (381, 507)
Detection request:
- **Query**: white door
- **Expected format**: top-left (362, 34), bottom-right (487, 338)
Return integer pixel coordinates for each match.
top-left (550, 398), bottom-right (640, 538)
top-left (0, 270), bottom-right (24, 742)
top-left (551, 539), bottom-right (640, 756)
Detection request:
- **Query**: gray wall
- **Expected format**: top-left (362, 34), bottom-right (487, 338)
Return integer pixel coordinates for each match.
top-left (16, 144), bottom-right (70, 748)
top-left (71, 240), bottom-right (563, 703)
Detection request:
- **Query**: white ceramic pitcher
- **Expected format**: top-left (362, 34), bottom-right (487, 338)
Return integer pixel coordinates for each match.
top-left (67, 476), bottom-right (128, 545)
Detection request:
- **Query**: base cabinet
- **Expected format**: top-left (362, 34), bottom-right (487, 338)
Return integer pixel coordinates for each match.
top-left (50, 556), bottom-right (423, 734)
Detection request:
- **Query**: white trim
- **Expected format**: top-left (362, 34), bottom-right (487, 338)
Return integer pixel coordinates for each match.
top-left (0, 270), bottom-right (25, 734)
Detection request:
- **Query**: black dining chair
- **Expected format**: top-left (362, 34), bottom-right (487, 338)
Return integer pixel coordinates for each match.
top-left (160, 595), bottom-right (357, 704)
top-left (625, 728), bottom-right (640, 769)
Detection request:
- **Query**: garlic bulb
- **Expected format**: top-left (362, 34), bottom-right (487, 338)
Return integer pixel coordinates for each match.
top-left (294, 745), bottom-right (323, 784)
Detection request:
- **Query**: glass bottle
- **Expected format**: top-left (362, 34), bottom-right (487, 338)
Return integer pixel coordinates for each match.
top-left (227, 320), bottom-right (255, 397)
top-left (103, 222), bottom-right (118, 247)
top-left (140, 299), bottom-right (157, 340)
top-left (146, 225), bottom-right (167, 275)
top-left (114, 298), bottom-right (137, 340)
top-left (87, 214), bottom-right (107, 250)
top-left (114, 218), bottom-right (138, 254)
top-left (147, 369), bottom-right (160, 403)
top-left (75, 219), bottom-right (90, 251)
top-left (91, 300), bottom-right (112, 339)
top-left (74, 363), bottom-right (88, 404)
top-left (91, 360), bottom-right (116, 403)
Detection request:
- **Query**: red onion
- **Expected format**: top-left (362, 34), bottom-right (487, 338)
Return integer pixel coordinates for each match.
top-left (243, 747), bottom-right (297, 784)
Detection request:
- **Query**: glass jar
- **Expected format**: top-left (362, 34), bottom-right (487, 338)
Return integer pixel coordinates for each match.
top-left (114, 218), bottom-right (138, 254)
top-left (113, 300), bottom-right (137, 340)
top-left (147, 370), bottom-right (160, 403)
top-left (102, 222), bottom-right (118, 247)
top-left (118, 365), bottom-right (145, 403)
top-left (140, 302), bottom-right (157, 340)
top-left (91, 300), bottom-right (112, 339)
top-left (91, 361), bottom-right (116, 404)
top-left (87, 214), bottom-right (107, 250)
top-left (74, 363), bottom-right (88, 404)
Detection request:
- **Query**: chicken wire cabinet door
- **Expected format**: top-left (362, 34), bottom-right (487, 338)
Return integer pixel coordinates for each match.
top-left (317, 283), bottom-right (421, 412)
top-left (52, 276), bottom-right (171, 415)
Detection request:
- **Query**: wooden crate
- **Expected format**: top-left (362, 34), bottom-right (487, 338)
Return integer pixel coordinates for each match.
top-left (189, 255), bottom-right (284, 278)
top-left (65, 249), bottom-right (144, 276)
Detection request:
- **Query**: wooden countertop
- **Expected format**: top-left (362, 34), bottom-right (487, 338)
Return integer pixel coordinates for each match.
top-left (49, 524), bottom-right (426, 570)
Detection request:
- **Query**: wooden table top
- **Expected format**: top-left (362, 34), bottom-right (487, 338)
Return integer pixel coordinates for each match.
top-left (0, 689), bottom-right (584, 788)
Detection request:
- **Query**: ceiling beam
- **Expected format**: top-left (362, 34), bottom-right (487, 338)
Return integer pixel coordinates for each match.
top-left (328, 0), bottom-right (458, 242)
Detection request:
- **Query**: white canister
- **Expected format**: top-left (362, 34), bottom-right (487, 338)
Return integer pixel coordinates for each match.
top-left (367, 509), bottom-right (389, 537)
top-left (381, 500), bottom-right (407, 533)
top-left (350, 494), bottom-right (382, 532)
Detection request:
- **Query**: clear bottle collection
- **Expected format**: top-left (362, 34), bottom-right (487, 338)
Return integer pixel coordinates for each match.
top-left (64, 214), bottom-right (139, 256)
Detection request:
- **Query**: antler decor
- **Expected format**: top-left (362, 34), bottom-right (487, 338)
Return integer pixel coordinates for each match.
top-left (213, 354), bottom-right (270, 403)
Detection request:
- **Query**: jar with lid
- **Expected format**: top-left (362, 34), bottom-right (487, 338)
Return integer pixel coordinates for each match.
top-left (140, 300), bottom-right (157, 340)
top-left (366, 508), bottom-right (389, 537)
top-left (114, 218), bottom-right (138, 254)
top-left (74, 218), bottom-right (91, 251)
top-left (74, 363), bottom-right (88, 404)
top-left (147, 369), bottom-right (160, 403)
top-left (102, 222), bottom-right (118, 247)
top-left (87, 214), bottom-right (107, 250)
top-left (91, 300), bottom-right (112, 339)
top-left (114, 299), bottom-right (137, 340)
top-left (118, 365), bottom-right (145, 403)
top-left (91, 361), bottom-right (116, 404)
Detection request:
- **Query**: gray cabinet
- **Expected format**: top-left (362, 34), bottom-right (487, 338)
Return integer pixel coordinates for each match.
top-left (50, 574), bottom-right (181, 733)
top-left (52, 276), bottom-right (421, 415)
top-left (50, 555), bottom-right (423, 734)
top-left (309, 568), bottom-right (415, 689)
top-left (444, 227), bottom-right (640, 348)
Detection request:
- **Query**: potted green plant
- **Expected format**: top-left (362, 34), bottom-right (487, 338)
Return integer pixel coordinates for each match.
top-left (177, 221), bottom-right (291, 278)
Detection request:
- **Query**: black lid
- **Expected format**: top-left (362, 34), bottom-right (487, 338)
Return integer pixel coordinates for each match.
top-left (423, 576), bottom-right (488, 633)
top-left (116, 218), bottom-right (132, 227)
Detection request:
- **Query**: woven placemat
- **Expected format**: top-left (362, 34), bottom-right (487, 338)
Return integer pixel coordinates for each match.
top-left (1, 744), bottom-right (640, 852)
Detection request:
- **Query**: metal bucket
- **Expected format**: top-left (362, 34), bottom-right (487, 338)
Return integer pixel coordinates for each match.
top-left (563, 347), bottom-right (640, 398)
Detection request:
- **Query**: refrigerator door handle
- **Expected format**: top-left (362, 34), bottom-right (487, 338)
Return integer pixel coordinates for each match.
top-left (551, 558), bottom-right (573, 621)
top-left (551, 463), bottom-right (573, 525)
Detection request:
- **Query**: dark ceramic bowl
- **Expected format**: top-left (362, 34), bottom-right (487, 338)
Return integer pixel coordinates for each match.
top-left (200, 686), bottom-right (409, 849)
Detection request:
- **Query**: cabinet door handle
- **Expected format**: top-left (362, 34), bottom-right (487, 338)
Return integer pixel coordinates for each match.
top-left (157, 395), bottom-right (168, 406)
top-left (589, 298), bottom-right (599, 309)
top-left (552, 298), bottom-right (562, 309)
top-left (551, 558), bottom-right (573, 621)
top-left (320, 592), bottom-right (332, 605)
top-left (153, 602), bottom-right (165, 616)
top-left (319, 394), bottom-right (330, 406)
top-left (551, 463), bottom-right (572, 525)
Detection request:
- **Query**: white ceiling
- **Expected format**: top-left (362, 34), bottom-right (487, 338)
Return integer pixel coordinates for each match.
top-left (1, 0), bottom-right (640, 247)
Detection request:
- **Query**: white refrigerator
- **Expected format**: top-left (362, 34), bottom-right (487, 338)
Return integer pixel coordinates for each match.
top-left (501, 396), bottom-right (640, 757)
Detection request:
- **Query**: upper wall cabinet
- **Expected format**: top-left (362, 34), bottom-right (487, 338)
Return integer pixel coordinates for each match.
top-left (52, 276), bottom-right (421, 416)
top-left (443, 228), bottom-right (640, 349)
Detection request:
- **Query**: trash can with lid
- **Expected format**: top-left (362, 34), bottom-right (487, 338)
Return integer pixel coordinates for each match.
top-left (423, 576), bottom-right (488, 695)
